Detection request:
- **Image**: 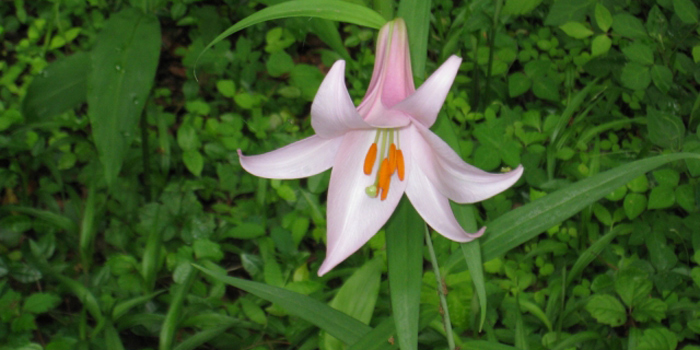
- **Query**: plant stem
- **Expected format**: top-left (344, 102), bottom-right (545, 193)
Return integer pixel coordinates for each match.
top-left (425, 227), bottom-right (456, 350)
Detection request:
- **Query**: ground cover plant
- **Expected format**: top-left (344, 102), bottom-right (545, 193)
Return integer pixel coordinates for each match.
top-left (1, 0), bottom-right (700, 349)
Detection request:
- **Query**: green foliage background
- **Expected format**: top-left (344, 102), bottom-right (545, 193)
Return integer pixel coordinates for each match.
top-left (1, 0), bottom-right (700, 349)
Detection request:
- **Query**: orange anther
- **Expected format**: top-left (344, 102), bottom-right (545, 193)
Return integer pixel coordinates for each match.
top-left (388, 144), bottom-right (397, 174)
top-left (396, 150), bottom-right (405, 181)
top-left (378, 158), bottom-right (391, 200)
top-left (363, 143), bottom-right (377, 175)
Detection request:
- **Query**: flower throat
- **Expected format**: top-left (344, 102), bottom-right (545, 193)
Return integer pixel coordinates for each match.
top-left (363, 129), bottom-right (405, 200)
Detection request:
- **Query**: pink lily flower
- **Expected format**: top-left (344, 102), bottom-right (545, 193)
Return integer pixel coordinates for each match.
top-left (238, 18), bottom-right (523, 276)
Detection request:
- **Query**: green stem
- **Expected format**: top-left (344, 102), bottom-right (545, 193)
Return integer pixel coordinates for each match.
top-left (425, 227), bottom-right (456, 350)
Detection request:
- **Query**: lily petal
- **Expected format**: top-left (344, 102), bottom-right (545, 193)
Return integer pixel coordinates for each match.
top-left (406, 163), bottom-right (485, 242)
top-left (238, 135), bottom-right (342, 179)
top-left (318, 128), bottom-right (411, 275)
top-left (394, 55), bottom-right (462, 128)
top-left (411, 124), bottom-right (524, 203)
top-left (311, 61), bottom-right (370, 138)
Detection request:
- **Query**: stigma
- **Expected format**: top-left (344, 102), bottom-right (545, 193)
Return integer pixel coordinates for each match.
top-left (363, 129), bottom-right (405, 200)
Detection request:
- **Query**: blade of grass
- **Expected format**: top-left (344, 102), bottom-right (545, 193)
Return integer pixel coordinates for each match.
top-left (397, 0), bottom-right (431, 80)
top-left (79, 182), bottom-right (97, 271)
top-left (386, 198), bottom-right (424, 350)
top-left (194, 264), bottom-right (371, 345)
top-left (566, 224), bottom-right (632, 285)
top-left (160, 267), bottom-right (197, 350)
top-left (198, 0), bottom-right (386, 67)
top-left (480, 153), bottom-right (700, 261)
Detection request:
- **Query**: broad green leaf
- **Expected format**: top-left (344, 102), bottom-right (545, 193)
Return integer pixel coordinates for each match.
top-left (308, 18), bottom-right (351, 61)
top-left (651, 65), bottom-right (673, 93)
top-left (502, 0), bottom-right (543, 16)
top-left (385, 199), bottom-right (424, 350)
top-left (585, 295), bottom-right (626, 327)
top-left (647, 108), bottom-right (685, 149)
top-left (544, 0), bottom-right (590, 26)
top-left (194, 264), bottom-right (371, 344)
top-left (673, 0), bottom-right (699, 24)
top-left (615, 271), bottom-right (652, 307)
top-left (398, 0), bottom-right (431, 80)
top-left (591, 35), bottom-right (612, 57)
top-left (508, 72), bottom-right (531, 97)
top-left (647, 186), bottom-right (675, 209)
top-left (323, 258), bottom-right (382, 350)
top-left (88, 8), bottom-right (161, 187)
top-left (23, 293), bottom-right (61, 314)
top-left (632, 298), bottom-right (667, 323)
top-left (182, 150), bottom-right (204, 177)
top-left (612, 13), bottom-right (647, 39)
top-left (637, 328), bottom-right (677, 350)
top-left (532, 76), bottom-right (560, 101)
top-left (480, 153), bottom-right (700, 261)
top-left (622, 43), bottom-right (654, 66)
top-left (623, 193), bottom-right (647, 220)
top-left (199, 0), bottom-right (386, 63)
top-left (559, 22), bottom-right (594, 39)
top-left (621, 62), bottom-right (651, 90)
top-left (594, 3), bottom-right (612, 32)
top-left (22, 52), bottom-right (88, 122)
top-left (693, 46), bottom-right (700, 63)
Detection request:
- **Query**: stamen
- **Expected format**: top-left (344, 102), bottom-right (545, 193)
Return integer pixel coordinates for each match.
top-left (388, 144), bottom-right (397, 174)
top-left (396, 149), bottom-right (405, 181)
top-left (363, 143), bottom-right (377, 175)
top-left (378, 158), bottom-right (390, 200)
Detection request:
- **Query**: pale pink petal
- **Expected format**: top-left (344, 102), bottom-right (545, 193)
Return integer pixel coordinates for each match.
top-left (310, 61), bottom-right (370, 138)
top-left (355, 18), bottom-right (413, 129)
top-left (238, 135), bottom-right (341, 179)
top-left (394, 55), bottom-right (463, 128)
top-left (406, 164), bottom-right (485, 242)
top-left (318, 128), bottom-right (411, 275)
top-left (410, 125), bottom-right (524, 203)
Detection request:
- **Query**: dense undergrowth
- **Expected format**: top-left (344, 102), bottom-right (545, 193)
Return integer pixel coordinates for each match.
top-left (1, 0), bottom-right (700, 349)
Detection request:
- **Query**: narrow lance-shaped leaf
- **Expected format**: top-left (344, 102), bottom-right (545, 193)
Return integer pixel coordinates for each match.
top-left (481, 153), bottom-right (700, 261)
top-left (194, 264), bottom-right (372, 344)
top-left (397, 0), bottom-right (431, 80)
top-left (198, 0), bottom-right (387, 65)
top-left (386, 198), bottom-right (424, 350)
top-left (22, 51), bottom-right (89, 122)
top-left (88, 8), bottom-right (161, 187)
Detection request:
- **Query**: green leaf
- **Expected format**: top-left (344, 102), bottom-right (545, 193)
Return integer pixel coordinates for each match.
top-left (385, 199), bottom-right (423, 350)
top-left (621, 62), bottom-right (651, 90)
top-left (567, 226), bottom-right (627, 285)
top-left (595, 3), bottom-right (613, 32)
top-left (544, 0), bottom-right (590, 26)
top-left (650, 65), bottom-right (673, 93)
top-left (632, 298), bottom-right (667, 323)
top-left (479, 153), bottom-right (700, 261)
top-left (23, 293), bottom-right (61, 314)
top-left (88, 8), bottom-right (161, 187)
top-left (612, 13), bottom-right (647, 39)
top-left (323, 258), bottom-right (382, 350)
top-left (647, 108), bottom-right (685, 149)
top-left (194, 264), bottom-right (372, 344)
top-left (266, 51), bottom-right (294, 77)
top-left (622, 43), bottom-right (654, 66)
top-left (502, 0), bottom-right (543, 16)
top-left (532, 76), bottom-right (560, 101)
top-left (182, 150), bottom-right (204, 177)
top-left (22, 52), bottom-right (88, 122)
top-left (559, 22), bottom-right (594, 39)
top-left (615, 271), bottom-right (652, 308)
top-left (693, 46), bottom-right (700, 63)
top-left (216, 80), bottom-right (236, 98)
top-left (674, 0), bottom-right (699, 24)
top-left (508, 72), bottom-right (531, 97)
top-left (585, 294), bottom-right (627, 327)
top-left (199, 0), bottom-right (386, 64)
top-left (637, 328), bottom-right (677, 350)
top-left (646, 231), bottom-right (678, 271)
top-left (623, 193), bottom-right (647, 220)
top-left (676, 184), bottom-right (697, 212)
top-left (591, 35), bottom-right (612, 57)
top-left (397, 0), bottom-right (431, 80)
